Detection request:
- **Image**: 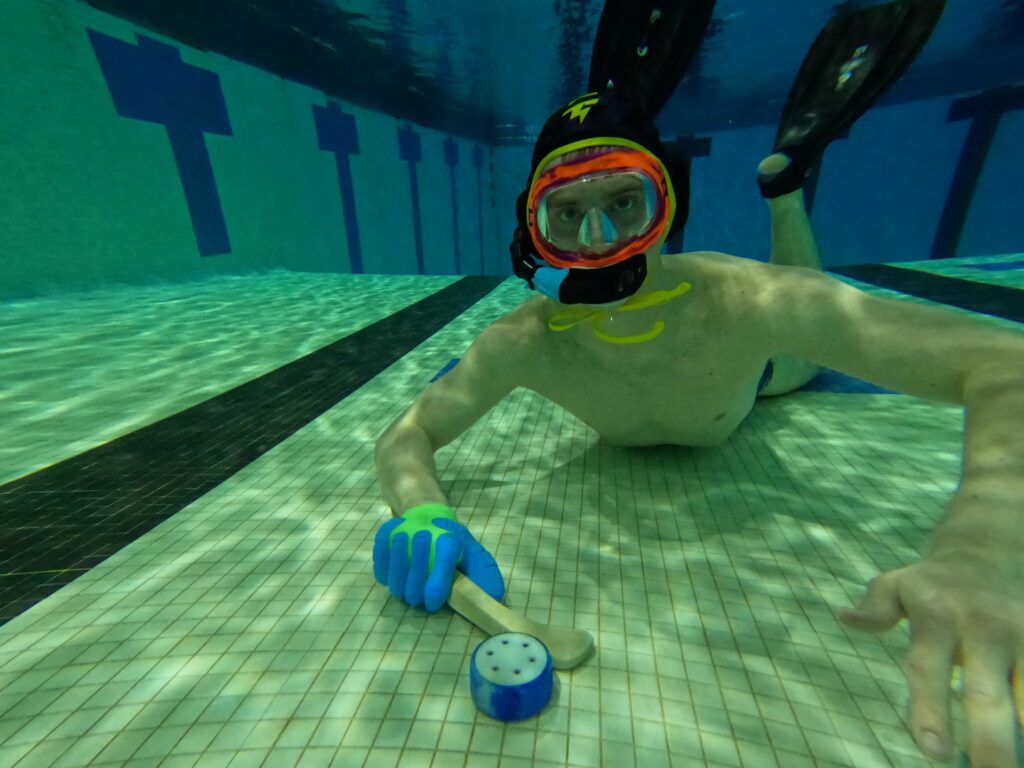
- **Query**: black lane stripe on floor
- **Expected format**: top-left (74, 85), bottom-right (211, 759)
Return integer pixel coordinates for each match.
top-left (0, 276), bottom-right (506, 625)
top-left (829, 263), bottom-right (1024, 324)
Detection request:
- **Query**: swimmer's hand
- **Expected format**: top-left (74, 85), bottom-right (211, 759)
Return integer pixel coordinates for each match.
top-left (373, 503), bottom-right (505, 612)
top-left (838, 518), bottom-right (1024, 766)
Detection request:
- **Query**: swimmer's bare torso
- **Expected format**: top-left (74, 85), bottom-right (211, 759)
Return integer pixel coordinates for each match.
top-left (504, 250), bottom-right (775, 447)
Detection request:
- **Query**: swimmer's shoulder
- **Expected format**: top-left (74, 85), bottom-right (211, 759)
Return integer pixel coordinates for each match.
top-left (665, 249), bottom-right (778, 302)
top-left (487, 294), bottom-right (552, 354)
top-left (489, 294), bottom-right (550, 336)
top-left (664, 249), bottom-right (759, 278)
top-left (473, 295), bottom-right (551, 378)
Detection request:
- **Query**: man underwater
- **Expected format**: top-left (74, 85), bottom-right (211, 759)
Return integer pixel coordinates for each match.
top-left (374, 1), bottom-right (1024, 766)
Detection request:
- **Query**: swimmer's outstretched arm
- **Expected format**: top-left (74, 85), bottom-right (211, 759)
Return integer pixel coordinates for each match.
top-left (753, 260), bottom-right (1024, 767)
top-left (373, 324), bottom-right (593, 667)
top-left (374, 323), bottom-right (523, 514)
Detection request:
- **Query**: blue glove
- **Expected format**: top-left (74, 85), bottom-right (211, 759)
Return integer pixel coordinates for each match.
top-left (373, 503), bottom-right (505, 612)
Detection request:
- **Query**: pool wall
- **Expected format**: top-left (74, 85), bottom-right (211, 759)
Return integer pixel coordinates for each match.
top-left (0, 0), bottom-right (499, 299)
top-left (491, 94), bottom-right (1023, 269)
top-left (2, 0), bottom-right (1021, 299)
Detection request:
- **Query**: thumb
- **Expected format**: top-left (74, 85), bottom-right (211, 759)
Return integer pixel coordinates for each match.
top-left (454, 531), bottom-right (505, 603)
top-left (838, 570), bottom-right (907, 633)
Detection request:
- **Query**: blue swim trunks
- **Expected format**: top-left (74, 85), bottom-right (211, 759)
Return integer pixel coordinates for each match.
top-left (757, 360), bottom-right (775, 393)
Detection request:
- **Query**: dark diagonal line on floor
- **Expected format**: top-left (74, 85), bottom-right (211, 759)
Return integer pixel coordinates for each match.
top-left (830, 263), bottom-right (1024, 324)
top-left (0, 276), bottom-right (504, 624)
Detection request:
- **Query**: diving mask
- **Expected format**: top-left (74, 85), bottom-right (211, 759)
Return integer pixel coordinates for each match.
top-left (526, 144), bottom-right (675, 269)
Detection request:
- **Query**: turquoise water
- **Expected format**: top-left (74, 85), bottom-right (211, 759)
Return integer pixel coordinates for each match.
top-left (1, 0), bottom-right (1023, 766)
top-left (2, 255), bottom-right (1022, 766)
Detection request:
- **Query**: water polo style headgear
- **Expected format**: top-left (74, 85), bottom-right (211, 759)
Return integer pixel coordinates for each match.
top-left (510, 90), bottom-right (690, 307)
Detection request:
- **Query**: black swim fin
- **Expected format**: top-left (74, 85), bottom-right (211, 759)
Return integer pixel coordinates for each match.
top-left (588, 0), bottom-right (716, 118)
top-left (758, 0), bottom-right (946, 199)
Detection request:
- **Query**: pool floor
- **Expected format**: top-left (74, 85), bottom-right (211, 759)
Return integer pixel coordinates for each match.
top-left (1, 255), bottom-right (1022, 767)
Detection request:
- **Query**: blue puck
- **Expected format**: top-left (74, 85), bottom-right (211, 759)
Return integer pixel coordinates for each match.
top-left (469, 632), bottom-right (554, 722)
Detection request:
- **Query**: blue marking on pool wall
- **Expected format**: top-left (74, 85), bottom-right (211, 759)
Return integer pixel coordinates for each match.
top-left (932, 85), bottom-right (1024, 260)
top-left (473, 145), bottom-right (484, 273)
top-left (798, 127), bottom-right (847, 215)
top-left (313, 102), bottom-right (363, 273)
top-left (663, 135), bottom-right (711, 254)
top-left (87, 31), bottom-right (233, 257)
top-left (397, 125), bottom-right (425, 274)
top-left (444, 137), bottom-right (461, 274)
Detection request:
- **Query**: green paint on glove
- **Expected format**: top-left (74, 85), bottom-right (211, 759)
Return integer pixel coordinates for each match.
top-left (389, 503), bottom-right (460, 572)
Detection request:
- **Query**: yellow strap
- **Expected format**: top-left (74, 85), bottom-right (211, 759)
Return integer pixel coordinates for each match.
top-left (547, 280), bottom-right (692, 345)
top-left (591, 318), bottom-right (666, 344)
top-left (618, 279), bottom-right (692, 311)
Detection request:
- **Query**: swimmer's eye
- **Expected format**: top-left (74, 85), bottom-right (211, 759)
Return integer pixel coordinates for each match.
top-left (554, 206), bottom-right (583, 223)
top-left (610, 193), bottom-right (643, 215)
top-left (610, 194), bottom-right (638, 212)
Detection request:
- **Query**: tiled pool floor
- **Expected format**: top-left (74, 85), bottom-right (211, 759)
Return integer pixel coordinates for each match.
top-left (1, 256), bottom-right (1021, 767)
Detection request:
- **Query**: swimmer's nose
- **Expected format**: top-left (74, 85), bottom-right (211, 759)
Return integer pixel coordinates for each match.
top-left (581, 209), bottom-right (617, 254)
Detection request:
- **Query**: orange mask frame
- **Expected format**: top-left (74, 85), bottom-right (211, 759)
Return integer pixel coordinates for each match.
top-left (526, 142), bottom-right (676, 269)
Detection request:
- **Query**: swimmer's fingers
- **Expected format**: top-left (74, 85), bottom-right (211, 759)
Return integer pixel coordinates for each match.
top-left (372, 518), bottom-right (403, 586)
top-left (404, 529), bottom-right (432, 608)
top-left (387, 532), bottom-right (410, 602)
top-left (457, 531), bottom-right (506, 603)
top-left (423, 534), bottom-right (462, 613)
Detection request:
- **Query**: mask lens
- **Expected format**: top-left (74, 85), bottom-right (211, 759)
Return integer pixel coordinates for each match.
top-left (536, 171), bottom-right (659, 259)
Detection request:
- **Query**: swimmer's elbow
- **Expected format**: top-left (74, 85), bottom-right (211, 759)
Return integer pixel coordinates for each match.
top-left (383, 325), bottom-right (525, 453)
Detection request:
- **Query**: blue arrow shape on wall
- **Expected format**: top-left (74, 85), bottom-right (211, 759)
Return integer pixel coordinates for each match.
top-left (88, 30), bottom-right (233, 257)
top-left (397, 124), bottom-right (424, 274)
top-left (313, 102), bottom-right (364, 273)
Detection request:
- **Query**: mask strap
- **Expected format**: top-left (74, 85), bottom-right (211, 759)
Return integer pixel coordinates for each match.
top-left (591, 318), bottom-right (666, 344)
top-left (547, 306), bottom-right (600, 332)
top-left (618, 279), bottom-right (692, 311)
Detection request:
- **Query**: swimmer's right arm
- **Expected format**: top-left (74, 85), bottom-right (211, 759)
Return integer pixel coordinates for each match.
top-left (374, 420), bottom-right (449, 514)
top-left (373, 323), bottom-right (526, 611)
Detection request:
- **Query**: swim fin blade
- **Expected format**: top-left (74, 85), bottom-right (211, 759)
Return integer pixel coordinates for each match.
top-left (588, 0), bottom-right (716, 118)
top-left (759, 0), bottom-right (946, 199)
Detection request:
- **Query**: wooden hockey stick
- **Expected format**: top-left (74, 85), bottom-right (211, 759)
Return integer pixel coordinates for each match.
top-left (389, 509), bottom-right (594, 669)
top-left (447, 572), bottom-right (593, 670)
